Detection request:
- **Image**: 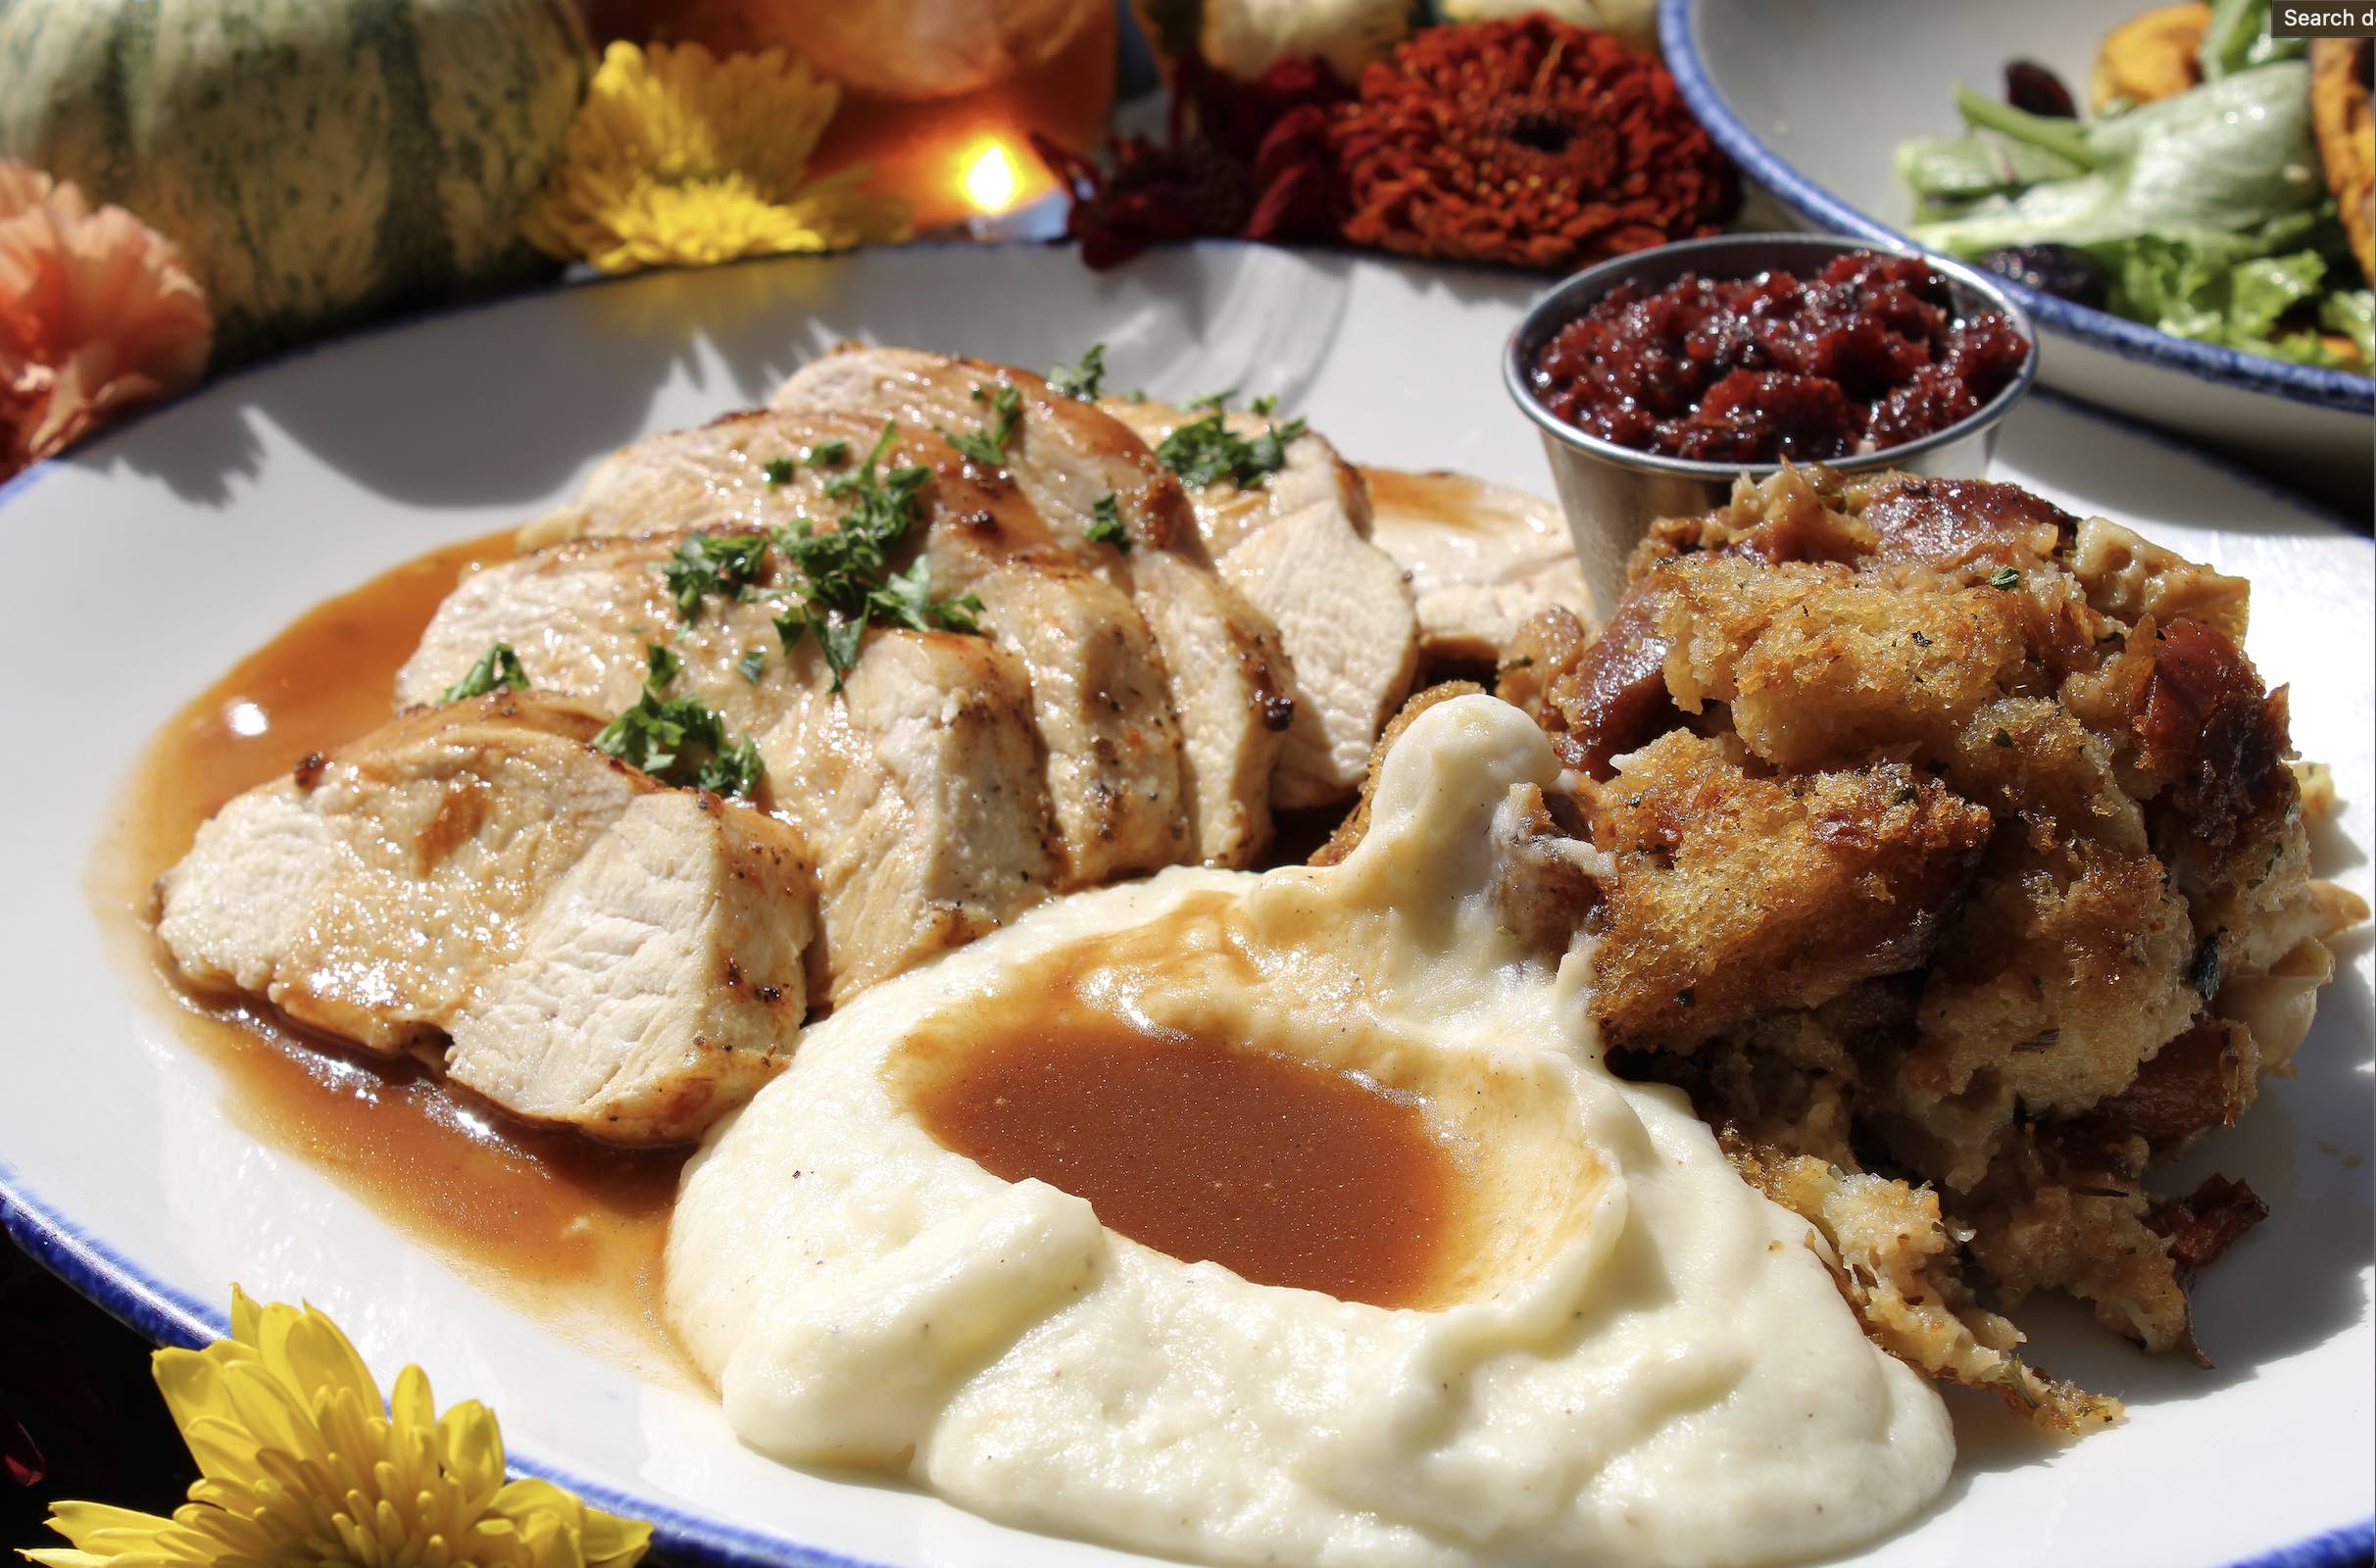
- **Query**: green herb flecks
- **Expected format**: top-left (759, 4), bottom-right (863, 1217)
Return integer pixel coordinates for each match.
top-left (1186, 387), bottom-right (1238, 413)
top-left (1987, 565), bottom-right (2022, 590)
top-left (763, 458), bottom-right (794, 486)
top-left (1086, 493), bottom-right (1132, 554)
top-left (441, 642), bottom-right (528, 704)
top-left (868, 559), bottom-right (982, 634)
top-left (775, 421), bottom-right (983, 689)
top-left (1048, 343), bottom-right (1107, 401)
top-left (736, 647), bottom-right (767, 683)
top-left (1153, 412), bottom-right (1308, 490)
top-left (940, 382), bottom-right (1024, 466)
top-left (660, 532), bottom-right (771, 622)
top-left (593, 645), bottom-right (764, 799)
top-left (806, 438), bottom-right (850, 466)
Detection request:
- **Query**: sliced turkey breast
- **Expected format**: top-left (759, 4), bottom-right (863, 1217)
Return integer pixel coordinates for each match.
top-left (523, 407), bottom-right (942, 550)
top-left (1362, 468), bottom-right (1596, 668)
top-left (397, 533), bottom-right (789, 737)
top-left (395, 535), bottom-right (1062, 1002)
top-left (154, 693), bottom-right (813, 1143)
top-left (931, 533), bottom-right (1189, 884)
top-left (757, 630), bottom-right (1056, 1004)
top-left (456, 422), bottom-right (1188, 890)
top-left (1103, 399), bottom-right (1418, 808)
top-left (771, 346), bottom-right (1291, 865)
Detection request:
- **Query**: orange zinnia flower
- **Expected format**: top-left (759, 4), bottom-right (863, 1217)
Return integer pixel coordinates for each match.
top-left (0, 161), bottom-right (212, 477)
top-left (1330, 16), bottom-right (1738, 272)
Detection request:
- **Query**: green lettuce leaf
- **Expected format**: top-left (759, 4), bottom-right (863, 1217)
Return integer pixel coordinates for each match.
top-left (1901, 55), bottom-right (2367, 370)
top-left (2321, 290), bottom-right (2376, 363)
top-left (1897, 135), bottom-right (2086, 203)
top-left (2079, 219), bottom-right (2367, 367)
top-left (2198, 0), bottom-right (2303, 81)
top-left (1914, 63), bottom-right (2324, 255)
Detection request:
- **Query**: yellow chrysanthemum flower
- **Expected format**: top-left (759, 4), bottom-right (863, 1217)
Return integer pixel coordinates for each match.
top-left (523, 40), bottom-right (911, 272)
top-left (21, 1288), bottom-right (650, 1568)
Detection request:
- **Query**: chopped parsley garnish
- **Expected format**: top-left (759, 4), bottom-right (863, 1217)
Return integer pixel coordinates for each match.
top-left (773, 421), bottom-right (983, 689)
top-left (736, 647), bottom-right (767, 683)
top-left (1987, 566), bottom-right (2021, 590)
top-left (940, 382), bottom-right (1024, 466)
top-left (1251, 393), bottom-right (1278, 415)
top-left (660, 532), bottom-right (770, 621)
top-left (440, 642), bottom-right (528, 704)
top-left (1086, 493), bottom-right (1132, 554)
top-left (593, 644), bottom-right (764, 799)
top-left (1153, 412), bottom-right (1308, 490)
top-left (870, 558), bottom-right (982, 634)
top-left (763, 457), bottom-right (794, 486)
top-left (1186, 387), bottom-right (1238, 413)
top-left (1992, 727), bottom-right (2015, 749)
top-left (806, 438), bottom-right (849, 466)
top-left (1048, 343), bottom-right (1107, 401)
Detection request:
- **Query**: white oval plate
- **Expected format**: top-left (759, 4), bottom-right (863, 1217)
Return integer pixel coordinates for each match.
top-left (1660, 0), bottom-right (2376, 481)
top-left (0, 244), bottom-right (2367, 1568)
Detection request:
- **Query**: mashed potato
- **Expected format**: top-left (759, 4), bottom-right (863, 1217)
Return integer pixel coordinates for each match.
top-left (667, 696), bottom-right (1952, 1567)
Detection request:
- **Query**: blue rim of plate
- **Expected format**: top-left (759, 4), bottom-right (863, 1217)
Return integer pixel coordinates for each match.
top-left (1657, 0), bottom-right (2376, 416)
top-left (0, 240), bottom-right (2368, 1568)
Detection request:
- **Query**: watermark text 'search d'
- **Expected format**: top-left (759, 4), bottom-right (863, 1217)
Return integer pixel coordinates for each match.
top-left (2273, 5), bottom-right (2376, 36)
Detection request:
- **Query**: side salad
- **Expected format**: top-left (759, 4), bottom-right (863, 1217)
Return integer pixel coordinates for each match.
top-left (1898, 0), bottom-right (2373, 372)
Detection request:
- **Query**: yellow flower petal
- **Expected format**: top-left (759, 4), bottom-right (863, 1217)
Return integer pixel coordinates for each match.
top-left (23, 1291), bottom-right (650, 1568)
top-left (520, 40), bottom-right (910, 274)
top-left (435, 1396), bottom-right (510, 1500)
top-left (24, 1503), bottom-right (171, 1552)
top-left (280, 1303), bottom-right (383, 1410)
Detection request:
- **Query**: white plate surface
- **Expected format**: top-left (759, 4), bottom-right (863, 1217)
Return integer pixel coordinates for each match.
top-left (0, 244), bottom-right (2368, 1568)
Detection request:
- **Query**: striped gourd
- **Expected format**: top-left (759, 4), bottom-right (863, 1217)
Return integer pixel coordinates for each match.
top-left (0, 0), bottom-right (593, 363)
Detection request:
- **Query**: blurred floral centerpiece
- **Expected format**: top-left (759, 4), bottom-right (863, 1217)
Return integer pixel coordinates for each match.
top-left (1049, 0), bottom-right (1738, 271)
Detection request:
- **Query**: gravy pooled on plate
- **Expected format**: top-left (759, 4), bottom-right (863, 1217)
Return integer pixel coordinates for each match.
top-left (101, 529), bottom-right (691, 1373)
top-left (905, 955), bottom-right (1465, 1310)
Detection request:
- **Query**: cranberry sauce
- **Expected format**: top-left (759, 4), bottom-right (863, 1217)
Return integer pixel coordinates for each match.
top-left (1527, 250), bottom-right (2029, 465)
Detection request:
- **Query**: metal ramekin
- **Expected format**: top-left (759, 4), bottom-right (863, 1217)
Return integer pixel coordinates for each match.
top-left (1504, 232), bottom-right (2041, 612)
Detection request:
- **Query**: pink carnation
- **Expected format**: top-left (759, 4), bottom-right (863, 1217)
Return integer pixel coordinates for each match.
top-left (0, 161), bottom-right (212, 478)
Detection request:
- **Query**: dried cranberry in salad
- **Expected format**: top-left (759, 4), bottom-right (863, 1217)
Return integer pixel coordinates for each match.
top-left (1526, 250), bottom-right (2030, 464)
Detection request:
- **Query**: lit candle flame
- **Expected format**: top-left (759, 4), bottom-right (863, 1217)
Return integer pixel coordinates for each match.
top-left (959, 135), bottom-right (1024, 215)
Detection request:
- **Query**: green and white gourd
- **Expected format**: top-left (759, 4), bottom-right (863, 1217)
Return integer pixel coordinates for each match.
top-left (0, 0), bottom-right (593, 363)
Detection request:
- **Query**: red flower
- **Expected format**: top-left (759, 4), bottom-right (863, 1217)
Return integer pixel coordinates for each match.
top-left (1034, 55), bottom-right (1351, 270)
top-left (1330, 16), bottom-right (1739, 271)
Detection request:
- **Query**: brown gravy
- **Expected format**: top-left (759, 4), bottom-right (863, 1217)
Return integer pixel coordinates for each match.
top-left (906, 999), bottom-right (1462, 1310)
top-left (95, 529), bottom-right (691, 1374)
